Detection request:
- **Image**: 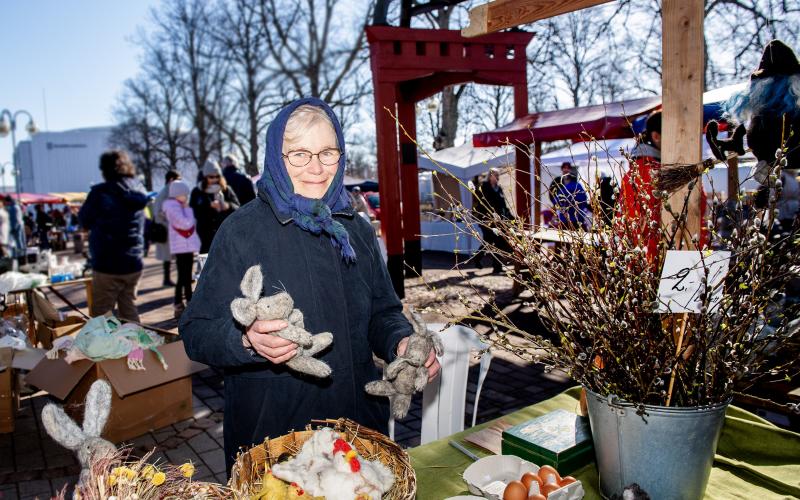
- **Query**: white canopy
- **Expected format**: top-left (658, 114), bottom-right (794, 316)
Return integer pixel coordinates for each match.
top-left (417, 142), bottom-right (523, 180)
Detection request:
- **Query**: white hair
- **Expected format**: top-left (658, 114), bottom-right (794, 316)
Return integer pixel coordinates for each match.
top-left (284, 105), bottom-right (338, 147)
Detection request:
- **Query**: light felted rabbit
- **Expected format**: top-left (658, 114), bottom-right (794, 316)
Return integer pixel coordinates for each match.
top-left (41, 380), bottom-right (117, 484)
top-left (231, 264), bottom-right (334, 378)
top-left (365, 310), bottom-right (443, 419)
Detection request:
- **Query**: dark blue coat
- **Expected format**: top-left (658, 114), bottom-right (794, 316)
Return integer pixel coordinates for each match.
top-left (179, 188), bottom-right (412, 472)
top-left (78, 178), bottom-right (149, 275)
top-left (223, 166), bottom-right (256, 205)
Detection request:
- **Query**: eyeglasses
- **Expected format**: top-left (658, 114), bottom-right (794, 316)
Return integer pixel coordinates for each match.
top-left (206, 175), bottom-right (221, 179)
top-left (282, 148), bottom-right (341, 167)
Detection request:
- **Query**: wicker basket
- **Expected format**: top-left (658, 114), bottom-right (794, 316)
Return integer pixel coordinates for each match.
top-left (229, 418), bottom-right (416, 499)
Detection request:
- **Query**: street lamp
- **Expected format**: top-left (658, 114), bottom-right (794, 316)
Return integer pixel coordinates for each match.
top-left (0, 109), bottom-right (38, 250)
top-left (0, 161), bottom-right (12, 193)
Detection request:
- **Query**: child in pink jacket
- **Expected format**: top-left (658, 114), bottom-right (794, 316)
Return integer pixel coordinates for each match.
top-left (162, 180), bottom-right (201, 317)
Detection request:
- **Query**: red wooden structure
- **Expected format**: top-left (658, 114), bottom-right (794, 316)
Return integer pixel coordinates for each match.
top-left (366, 26), bottom-right (533, 297)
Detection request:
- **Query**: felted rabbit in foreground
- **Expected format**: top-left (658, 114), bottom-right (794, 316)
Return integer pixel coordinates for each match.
top-left (365, 310), bottom-right (443, 419)
top-left (41, 380), bottom-right (117, 484)
top-left (231, 265), bottom-right (334, 378)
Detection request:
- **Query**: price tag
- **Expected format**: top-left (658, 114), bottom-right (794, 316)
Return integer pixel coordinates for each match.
top-left (657, 250), bottom-right (730, 313)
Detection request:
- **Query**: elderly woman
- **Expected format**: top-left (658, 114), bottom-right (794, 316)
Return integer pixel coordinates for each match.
top-left (180, 98), bottom-right (440, 472)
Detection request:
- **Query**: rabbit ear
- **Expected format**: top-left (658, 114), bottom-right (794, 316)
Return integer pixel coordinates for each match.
top-left (82, 380), bottom-right (112, 438)
top-left (240, 265), bottom-right (263, 300)
top-left (408, 310), bottom-right (426, 335)
top-left (41, 403), bottom-right (85, 451)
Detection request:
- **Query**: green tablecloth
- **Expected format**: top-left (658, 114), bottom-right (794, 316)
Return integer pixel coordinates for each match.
top-left (409, 387), bottom-right (800, 499)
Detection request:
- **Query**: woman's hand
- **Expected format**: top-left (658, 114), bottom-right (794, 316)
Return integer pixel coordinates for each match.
top-left (244, 319), bottom-right (298, 363)
top-left (397, 337), bottom-right (441, 383)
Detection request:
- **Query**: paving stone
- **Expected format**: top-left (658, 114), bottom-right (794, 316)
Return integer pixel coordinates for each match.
top-left (210, 411), bottom-right (225, 423)
top-left (44, 452), bottom-right (77, 469)
top-left (153, 427), bottom-right (175, 444)
top-left (205, 397), bottom-right (225, 412)
top-left (15, 451), bottom-right (45, 471)
top-left (173, 418), bottom-right (195, 432)
top-left (199, 449), bottom-right (227, 475)
top-left (0, 485), bottom-right (18, 500)
top-left (129, 432), bottom-right (158, 452)
top-left (194, 417), bottom-right (216, 430)
top-left (193, 407), bottom-right (212, 419)
top-left (50, 475), bottom-right (78, 497)
top-left (16, 480), bottom-right (49, 498)
top-left (177, 427), bottom-right (203, 440)
top-left (165, 444), bottom-right (201, 466)
top-left (192, 385), bottom-right (217, 399)
top-left (188, 432), bottom-right (219, 454)
top-left (159, 436), bottom-right (185, 450)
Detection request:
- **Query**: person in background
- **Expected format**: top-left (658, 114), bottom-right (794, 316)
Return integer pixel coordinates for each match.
top-left (153, 170), bottom-right (181, 287)
top-left (35, 204), bottom-right (52, 250)
top-left (472, 168), bottom-right (512, 273)
top-left (162, 180), bottom-right (201, 319)
top-left (349, 186), bottom-right (371, 219)
top-left (554, 172), bottom-right (589, 230)
top-left (79, 150), bottom-right (149, 322)
top-left (190, 160), bottom-right (240, 253)
top-left (4, 196), bottom-right (25, 263)
top-left (222, 154), bottom-right (256, 205)
top-left (598, 175), bottom-right (616, 227)
top-left (549, 162), bottom-right (573, 206)
top-left (776, 170), bottom-right (799, 233)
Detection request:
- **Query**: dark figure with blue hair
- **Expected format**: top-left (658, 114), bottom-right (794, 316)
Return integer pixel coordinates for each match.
top-left (179, 99), bottom-right (440, 473)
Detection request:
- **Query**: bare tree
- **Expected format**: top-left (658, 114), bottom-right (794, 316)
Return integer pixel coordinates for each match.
top-left (149, 0), bottom-right (229, 167)
top-left (110, 81), bottom-right (163, 190)
top-left (258, 0), bottom-right (373, 109)
top-left (209, 0), bottom-right (280, 175)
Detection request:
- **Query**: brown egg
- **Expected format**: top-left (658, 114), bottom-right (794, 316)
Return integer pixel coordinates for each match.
top-left (559, 476), bottom-right (577, 487)
top-left (503, 480), bottom-right (528, 500)
top-left (520, 472), bottom-right (542, 490)
top-left (541, 482), bottom-right (562, 498)
top-left (537, 465), bottom-right (561, 484)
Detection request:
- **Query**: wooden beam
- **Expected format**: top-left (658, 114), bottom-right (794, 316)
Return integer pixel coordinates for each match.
top-left (661, 0), bottom-right (704, 249)
top-left (462, 0), bottom-right (611, 37)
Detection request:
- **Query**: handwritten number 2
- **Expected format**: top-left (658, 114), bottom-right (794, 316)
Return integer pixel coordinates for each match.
top-left (670, 267), bottom-right (691, 291)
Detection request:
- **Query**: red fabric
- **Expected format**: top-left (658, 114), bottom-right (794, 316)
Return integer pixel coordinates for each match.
top-left (620, 155), bottom-right (708, 260)
top-left (172, 225), bottom-right (195, 239)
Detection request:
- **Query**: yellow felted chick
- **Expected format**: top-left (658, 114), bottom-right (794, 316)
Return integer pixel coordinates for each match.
top-left (251, 470), bottom-right (288, 500)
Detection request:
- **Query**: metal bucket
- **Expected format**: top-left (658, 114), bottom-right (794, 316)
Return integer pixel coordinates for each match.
top-left (585, 388), bottom-right (729, 500)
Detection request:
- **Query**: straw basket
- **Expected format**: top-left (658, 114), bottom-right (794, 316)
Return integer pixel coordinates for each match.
top-left (229, 418), bottom-right (416, 499)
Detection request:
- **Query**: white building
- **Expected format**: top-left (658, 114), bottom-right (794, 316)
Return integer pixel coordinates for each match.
top-left (16, 127), bottom-right (112, 193)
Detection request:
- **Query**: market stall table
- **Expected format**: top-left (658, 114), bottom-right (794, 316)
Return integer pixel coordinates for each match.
top-left (409, 387), bottom-right (800, 499)
top-left (7, 276), bottom-right (93, 342)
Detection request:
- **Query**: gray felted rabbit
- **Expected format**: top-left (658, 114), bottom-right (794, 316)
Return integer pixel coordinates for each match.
top-left (41, 380), bottom-right (117, 485)
top-left (365, 310), bottom-right (444, 419)
top-left (231, 264), bottom-right (334, 378)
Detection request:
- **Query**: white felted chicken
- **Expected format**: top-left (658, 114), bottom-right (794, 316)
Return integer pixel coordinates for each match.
top-left (271, 429), bottom-right (394, 500)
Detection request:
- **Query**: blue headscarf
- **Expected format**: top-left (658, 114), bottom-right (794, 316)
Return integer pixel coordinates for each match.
top-left (258, 97), bottom-right (356, 263)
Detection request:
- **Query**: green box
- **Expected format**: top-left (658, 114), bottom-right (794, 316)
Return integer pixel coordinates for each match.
top-left (501, 409), bottom-right (594, 476)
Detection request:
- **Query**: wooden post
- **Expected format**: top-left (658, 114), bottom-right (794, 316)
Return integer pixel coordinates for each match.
top-left (514, 83), bottom-right (531, 223)
top-left (398, 100), bottom-right (422, 277)
top-left (533, 139), bottom-right (542, 227)
top-left (727, 155), bottom-right (740, 202)
top-left (661, 0), bottom-right (705, 249)
top-left (374, 84), bottom-right (406, 297)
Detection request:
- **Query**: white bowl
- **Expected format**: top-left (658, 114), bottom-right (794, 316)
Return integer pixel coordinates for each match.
top-left (462, 455), bottom-right (584, 500)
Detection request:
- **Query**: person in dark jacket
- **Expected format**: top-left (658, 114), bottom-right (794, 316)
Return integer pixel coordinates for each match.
top-left (179, 98), bottom-right (440, 473)
top-left (222, 154), bottom-right (256, 205)
top-left (78, 150), bottom-right (149, 322)
top-left (190, 160), bottom-right (240, 253)
top-left (472, 168), bottom-right (512, 272)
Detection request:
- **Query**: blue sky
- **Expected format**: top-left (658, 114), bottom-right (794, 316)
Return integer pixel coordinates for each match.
top-left (0, 1), bottom-right (159, 187)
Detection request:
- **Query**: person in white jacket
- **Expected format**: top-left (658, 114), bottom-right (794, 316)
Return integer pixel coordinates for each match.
top-left (162, 180), bottom-right (201, 318)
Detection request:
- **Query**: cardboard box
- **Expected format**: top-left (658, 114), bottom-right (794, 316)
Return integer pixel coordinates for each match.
top-left (35, 315), bottom-right (86, 349)
top-left (0, 348), bottom-right (17, 433)
top-left (501, 409), bottom-right (594, 476)
top-left (25, 340), bottom-right (206, 443)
